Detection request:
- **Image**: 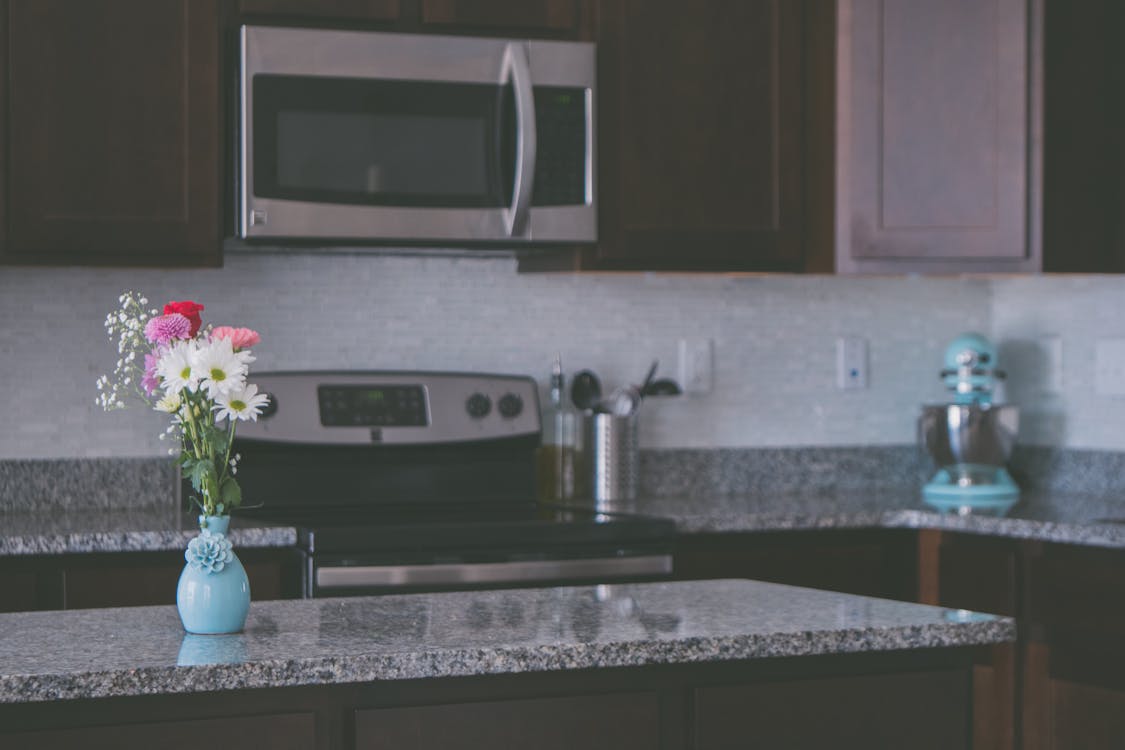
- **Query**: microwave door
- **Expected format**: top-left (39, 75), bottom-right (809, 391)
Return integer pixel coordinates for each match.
top-left (239, 27), bottom-right (530, 242)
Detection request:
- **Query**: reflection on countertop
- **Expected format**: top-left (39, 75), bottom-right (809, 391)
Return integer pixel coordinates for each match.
top-left (0, 578), bottom-right (1014, 704)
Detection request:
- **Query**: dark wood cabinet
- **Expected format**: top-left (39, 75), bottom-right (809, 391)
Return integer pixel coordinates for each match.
top-left (586, 0), bottom-right (806, 271)
top-left (694, 669), bottom-right (970, 750)
top-left (420, 0), bottom-right (587, 34)
top-left (833, 0), bottom-right (1040, 273)
top-left (238, 0), bottom-right (402, 22)
top-left (919, 531), bottom-right (1019, 750)
top-left (5, 712), bottom-right (317, 750)
top-left (1, 0), bottom-right (223, 266)
top-left (673, 530), bottom-right (919, 602)
top-left (0, 549), bottom-right (300, 612)
top-left (355, 692), bottom-right (658, 750)
top-left (1022, 542), bottom-right (1125, 749)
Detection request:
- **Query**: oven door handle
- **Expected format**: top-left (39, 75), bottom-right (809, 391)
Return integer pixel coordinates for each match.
top-left (501, 41), bottom-right (536, 238)
top-left (316, 555), bottom-right (672, 589)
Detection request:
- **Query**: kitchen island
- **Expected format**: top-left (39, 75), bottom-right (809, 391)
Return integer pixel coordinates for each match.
top-left (0, 578), bottom-right (1010, 748)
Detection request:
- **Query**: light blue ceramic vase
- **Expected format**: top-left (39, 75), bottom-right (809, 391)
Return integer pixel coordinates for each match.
top-left (176, 515), bottom-right (251, 635)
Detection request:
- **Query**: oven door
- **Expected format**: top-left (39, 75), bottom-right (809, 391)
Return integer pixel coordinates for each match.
top-left (239, 26), bottom-right (595, 244)
top-left (308, 544), bottom-right (672, 598)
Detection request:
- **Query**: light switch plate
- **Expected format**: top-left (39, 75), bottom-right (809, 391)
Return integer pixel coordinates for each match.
top-left (836, 336), bottom-right (868, 390)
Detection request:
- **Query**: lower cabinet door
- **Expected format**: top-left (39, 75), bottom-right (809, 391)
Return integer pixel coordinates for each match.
top-left (694, 670), bottom-right (970, 750)
top-left (354, 692), bottom-right (658, 750)
top-left (3, 712), bottom-right (316, 750)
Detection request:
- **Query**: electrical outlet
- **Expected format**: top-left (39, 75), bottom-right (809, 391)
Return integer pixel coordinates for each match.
top-left (678, 338), bottom-right (713, 395)
top-left (1095, 338), bottom-right (1125, 396)
top-left (836, 336), bottom-right (868, 390)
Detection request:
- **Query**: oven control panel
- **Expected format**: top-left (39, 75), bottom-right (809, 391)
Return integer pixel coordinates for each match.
top-left (237, 371), bottom-right (540, 445)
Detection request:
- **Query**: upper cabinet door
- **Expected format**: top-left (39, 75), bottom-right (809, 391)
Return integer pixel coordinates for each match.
top-left (3, 0), bottom-right (222, 266)
top-left (835, 0), bottom-right (1042, 273)
top-left (594, 0), bottom-right (805, 271)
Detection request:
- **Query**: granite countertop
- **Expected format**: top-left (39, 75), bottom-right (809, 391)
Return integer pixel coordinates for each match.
top-left (4, 488), bottom-right (1125, 557)
top-left (578, 489), bottom-right (1125, 549)
top-left (0, 578), bottom-right (1013, 704)
top-left (0, 508), bottom-right (296, 555)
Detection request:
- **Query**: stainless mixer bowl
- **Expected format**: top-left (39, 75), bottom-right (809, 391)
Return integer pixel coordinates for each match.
top-left (919, 404), bottom-right (1019, 470)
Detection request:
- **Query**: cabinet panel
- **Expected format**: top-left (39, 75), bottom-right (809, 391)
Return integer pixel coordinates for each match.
top-left (5, 712), bottom-right (316, 750)
top-left (355, 692), bottom-right (658, 750)
top-left (695, 669), bottom-right (970, 750)
top-left (4, 0), bottom-right (221, 266)
top-left (836, 0), bottom-right (1040, 273)
top-left (238, 0), bottom-right (401, 21)
top-left (63, 550), bottom-right (291, 610)
top-left (594, 0), bottom-right (804, 270)
top-left (674, 531), bottom-right (918, 602)
top-left (421, 0), bottom-right (580, 32)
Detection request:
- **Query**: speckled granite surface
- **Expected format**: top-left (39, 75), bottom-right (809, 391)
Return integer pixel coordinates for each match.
top-left (640, 446), bottom-right (930, 496)
top-left (0, 509), bottom-right (296, 555)
top-left (0, 458), bottom-right (176, 512)
top-left (0, 579), bottom-right (1013, 704)
top-left (581, 489), bottom-right (1125, 548)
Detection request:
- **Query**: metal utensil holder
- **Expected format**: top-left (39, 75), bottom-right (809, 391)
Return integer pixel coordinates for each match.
top-left (582, 413), bottom-right (639, 507)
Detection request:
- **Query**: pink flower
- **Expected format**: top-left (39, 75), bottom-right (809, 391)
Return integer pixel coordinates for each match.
top-left (144, 314), bottom-right (192, 345)
top-left (210, 326), bottom-right (261, 351)
top-left (141, 352), bottom-right (161, 396)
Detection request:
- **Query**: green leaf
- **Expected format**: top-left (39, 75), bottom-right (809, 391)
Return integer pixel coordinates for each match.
top-left (220, 476), bottom-right (242, 510)
top-left (186, 459), bottom-right (217, 495)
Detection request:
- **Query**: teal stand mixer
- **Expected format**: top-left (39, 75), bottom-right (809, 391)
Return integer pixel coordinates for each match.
top-left (920, 333), bottom-right (1020, 515)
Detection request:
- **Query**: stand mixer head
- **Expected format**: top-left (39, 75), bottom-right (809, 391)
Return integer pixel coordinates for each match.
top-left (921, 333), bottom-right (1020, 515)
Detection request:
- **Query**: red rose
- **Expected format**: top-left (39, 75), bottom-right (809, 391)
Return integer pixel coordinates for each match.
top-left (163, 300), bottom-right (204, 337)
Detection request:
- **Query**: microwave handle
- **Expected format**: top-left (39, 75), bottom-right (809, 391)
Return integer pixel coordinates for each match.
top-left (502, 42), bottom-right (537, 237)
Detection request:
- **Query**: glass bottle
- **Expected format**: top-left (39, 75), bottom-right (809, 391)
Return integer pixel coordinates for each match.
top-left (537, 355), bottom-right (575, 502)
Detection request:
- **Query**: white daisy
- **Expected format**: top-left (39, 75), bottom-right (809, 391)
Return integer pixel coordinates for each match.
top-left (191, 338), bottom-right (249, 398)
top-left (154, 392), bottom-right (182, 414)
top-left (156, 340), bottom-right (200, 394)
top-left (213, 383), bottom-right (270, 422)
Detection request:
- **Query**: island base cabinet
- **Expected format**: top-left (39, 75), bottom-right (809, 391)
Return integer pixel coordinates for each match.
top-left (694, 669), bottom-right (970, 750)
top-left (4, 712), bottom-right (316, 750)
top-left (355, 692), bottom-right (658, 750)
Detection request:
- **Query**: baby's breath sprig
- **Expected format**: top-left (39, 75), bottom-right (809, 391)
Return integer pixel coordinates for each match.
top-left (95, 291), bottom-right (155, 411)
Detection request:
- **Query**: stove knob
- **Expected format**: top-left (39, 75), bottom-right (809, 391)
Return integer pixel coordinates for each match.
top-left (498, 393), bottom-right (523, 419)
top-left (465, 392), bottom-right (491, 419)
top-left (259, 393), bottom-right (278, 419)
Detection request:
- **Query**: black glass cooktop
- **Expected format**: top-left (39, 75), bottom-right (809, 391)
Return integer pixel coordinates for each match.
top-left (236, 503), bottom-right (676, 554)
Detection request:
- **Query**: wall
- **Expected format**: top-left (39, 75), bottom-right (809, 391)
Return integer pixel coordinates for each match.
top-left (992, 275), bottom-right (1125, 450)
top-left (0, 252), bottom-right (991, 458)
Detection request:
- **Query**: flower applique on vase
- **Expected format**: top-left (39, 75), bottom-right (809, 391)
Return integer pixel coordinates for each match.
top-left (177, 515), bottom-right (251, 634)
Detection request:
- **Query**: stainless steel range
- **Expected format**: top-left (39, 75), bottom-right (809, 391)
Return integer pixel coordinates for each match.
top-left (232, 371), bottom-right (674, 598)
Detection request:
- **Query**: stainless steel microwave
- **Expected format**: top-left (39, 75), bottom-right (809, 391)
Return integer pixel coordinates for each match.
top-left (238, 25), bottom-right (596, 245)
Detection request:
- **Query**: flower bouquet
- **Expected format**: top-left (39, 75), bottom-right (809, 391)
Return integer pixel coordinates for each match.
top-left (97, 292), bottom-right (268, 523)
top-left (97, 291), bottom-right (265, 633)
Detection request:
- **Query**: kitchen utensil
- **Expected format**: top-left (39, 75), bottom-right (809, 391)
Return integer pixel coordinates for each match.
top-left (604, 385), bottom-right (642, 417)
top-left (570, 370), bottom-right (602, 412)
top-left (642, 378), bottom-right (682, 397)
top-left (920, 333), bottom-right (1019, 515)
top-left (639, 360), bottom-right (658, 398)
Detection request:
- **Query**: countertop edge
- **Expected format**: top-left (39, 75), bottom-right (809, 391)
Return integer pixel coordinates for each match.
top-left (0, 618), bottom-right (1015, 705)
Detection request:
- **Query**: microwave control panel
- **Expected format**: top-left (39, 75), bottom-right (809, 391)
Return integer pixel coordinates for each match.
top-left (532, 86), bottom-right (588, 207)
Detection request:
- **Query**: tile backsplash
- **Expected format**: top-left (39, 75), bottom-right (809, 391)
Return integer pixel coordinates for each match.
top-left (0, 252), bottom-right (993, 458)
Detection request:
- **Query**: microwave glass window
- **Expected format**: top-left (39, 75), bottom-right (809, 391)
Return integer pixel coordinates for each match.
top-left (253, 76), bottom-right (515, 209)
top-left (275, 111), bottom-right (489, 197)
